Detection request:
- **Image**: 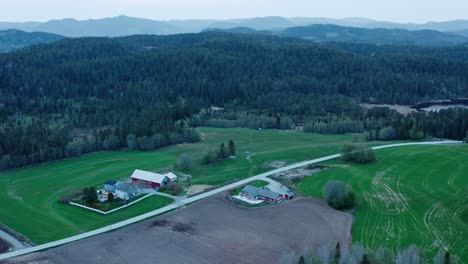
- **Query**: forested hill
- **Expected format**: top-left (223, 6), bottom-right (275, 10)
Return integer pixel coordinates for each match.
top-left (2, 32), bottom-right (467, 105)
top-left (205, 24), bottom-right (468, 46)
top-left (278, 24), bottom-right (468, 46)
top-left (0, 29), bottom-right (65, 53)
top-left (0, 32), bottom-right (467, 171)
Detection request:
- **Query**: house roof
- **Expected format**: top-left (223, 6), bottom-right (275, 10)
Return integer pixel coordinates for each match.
top-left (242, 185), bottom-right (281, 200)
top-left (104, 180), bottom-right (118, 186)
top-left (265, 185), bottom-right (295, 197)
top-left (258, 187), bottom-right (282, 200)
top-left (164, 172), bottom-right (177, 180)
top-left (131, 169), bottom-right (168, 184)
top-left (242, 185), bottom-right (259, 196)
top-left (116, 182), bottom-right (135, 193)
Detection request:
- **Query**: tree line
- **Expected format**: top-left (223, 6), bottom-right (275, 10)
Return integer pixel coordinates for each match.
top-left (294, 242), bottom-right (453, 264)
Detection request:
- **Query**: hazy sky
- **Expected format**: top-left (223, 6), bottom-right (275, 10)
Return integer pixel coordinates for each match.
top-left (1, 0), bottom-right (467, 23)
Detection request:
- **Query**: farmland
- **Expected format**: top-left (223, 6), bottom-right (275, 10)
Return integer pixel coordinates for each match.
top-left (4, 195), bottom-right (353, 264)
top-left (298, 144), bottom-right (468, 261)
top-left (0, 127), bottom-right (362, 244)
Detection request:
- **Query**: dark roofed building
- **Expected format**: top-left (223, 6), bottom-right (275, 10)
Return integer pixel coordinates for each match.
top-left (264, 185), bottom-right (295, 200)
top-left (241, 185), bottom-right (284, 203)
top-left (115, 182), bottom-right (137, 200)
top-left (104, 180), bottom-right (118, 192)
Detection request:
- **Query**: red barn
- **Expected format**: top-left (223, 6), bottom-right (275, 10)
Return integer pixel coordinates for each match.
top-left (131, 169), bottom-right (169, 189)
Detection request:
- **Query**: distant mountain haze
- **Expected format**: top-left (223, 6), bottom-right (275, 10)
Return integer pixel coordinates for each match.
top-left (278, 24), bottom-right (468, 46)
top-left (34, 16), bottom-right (180, 37)
top-left (205, 24), bottom-right (468, 46)
top-left (0, 29), bottom-right (64, 52)
top-left (1, 16), bottom-right (468, 52)
top-left (1, 16), bottom-right (468, 38)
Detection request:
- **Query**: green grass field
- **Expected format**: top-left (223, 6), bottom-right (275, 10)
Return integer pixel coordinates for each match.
top-left (298, 144), bottom-right (468, 261)
top-left (0, 127), bottom-right (363, 244)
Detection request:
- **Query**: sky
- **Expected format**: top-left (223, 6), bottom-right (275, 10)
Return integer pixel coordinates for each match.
top-left (1, 0), bottom-right (467, 23)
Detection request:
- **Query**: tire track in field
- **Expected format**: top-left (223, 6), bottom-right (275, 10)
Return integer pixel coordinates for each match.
top-left (42, 194), bottom-right (82, 234)
top-left (361, 147), bottom-right (437, 252)
top-left (360, 148), bottom-right (407, 250)
top-left (411, 147), bottom-right (467, 258)
top-left (245, 152), bottom-right (257, 178)
top-left (407, 152), bottom-right (447, 248)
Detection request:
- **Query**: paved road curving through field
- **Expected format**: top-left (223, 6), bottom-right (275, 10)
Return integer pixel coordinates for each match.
top-left (0, 140), bottom-right (462, 261)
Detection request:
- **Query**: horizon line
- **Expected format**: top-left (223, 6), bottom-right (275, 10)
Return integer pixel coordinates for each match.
top-left (1, 15), bottom-right (468, 24)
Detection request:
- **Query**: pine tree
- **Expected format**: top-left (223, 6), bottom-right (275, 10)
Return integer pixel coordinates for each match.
top-left (228, 140), bottom-right (236, 156)
top-left (298, 255), bottom-right (305, 264)
top-left (444, 251), bottom-right (451, 264)
top-left (334, 242), bottom-right (341, 263)
top-left (86, 186), bottom-right (98, 206)
top-left (361, 254), bottom-right (370, 264)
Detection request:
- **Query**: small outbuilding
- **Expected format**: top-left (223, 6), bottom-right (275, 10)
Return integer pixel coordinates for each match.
top-left (164, 172), bottom-right (178, 182)
top-left (131, 169), bottom-right (169, 189)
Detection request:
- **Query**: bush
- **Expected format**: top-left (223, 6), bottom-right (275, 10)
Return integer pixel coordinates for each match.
top-left (164, 183), bottom-right (183, 196)
top-left (342, 144), bottom-right (376, 164)
top-left (177, 153), bottom-right (193, 170)
top-left (202, 151), bottom-right (218, 164)
top-left (323, 180), bottom-right (356, 209)
top-left (108, 192), bottom-right (114, 202)
top-left (378, 126), bottom-right (397, 140)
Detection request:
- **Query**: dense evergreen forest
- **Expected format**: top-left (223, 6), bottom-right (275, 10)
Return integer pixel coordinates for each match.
top-left (0, 32), bottom-right (467, 170)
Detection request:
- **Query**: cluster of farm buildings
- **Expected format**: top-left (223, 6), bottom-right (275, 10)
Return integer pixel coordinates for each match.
top-left (240, 184), bottom-right (295, 203)
top-left (97, 169), bottom-right (177, 202)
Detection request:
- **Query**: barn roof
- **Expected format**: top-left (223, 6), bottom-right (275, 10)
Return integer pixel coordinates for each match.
top-left (131, 169), bottom-right (168, 184)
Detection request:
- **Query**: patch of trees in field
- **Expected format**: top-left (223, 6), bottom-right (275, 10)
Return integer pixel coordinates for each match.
top-left (323, 180), bottom-right (356, 210)
top-left (342, 144), bottom-right (376, 164)
top-left (202, 140), bottom-right (236, 165)
top-left (82, 187), bottom-right (98, 207)
top-left (0, 32), bottom-right (467, 170)
top-left (294, 242), bottom-right (454, 264)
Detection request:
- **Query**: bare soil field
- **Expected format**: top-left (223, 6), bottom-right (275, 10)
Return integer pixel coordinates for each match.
top-left (187, 184), bottom-right (214, 196)
top-left (3, 195), bottom-right (353, 264)
top-left (360, 103), bottom-right (417, 115)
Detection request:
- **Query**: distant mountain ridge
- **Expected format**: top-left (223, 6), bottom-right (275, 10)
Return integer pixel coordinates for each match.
top-left (279, 24), bottom-right (468, 46)
top-left (205, 24), bottom-right (468, 46)
top-left (1, 16), bottom-right (468, 38)
top-left (34, 16), bottom-right (179, 37)
top-left (0, 29), bottom-right (65, 52)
